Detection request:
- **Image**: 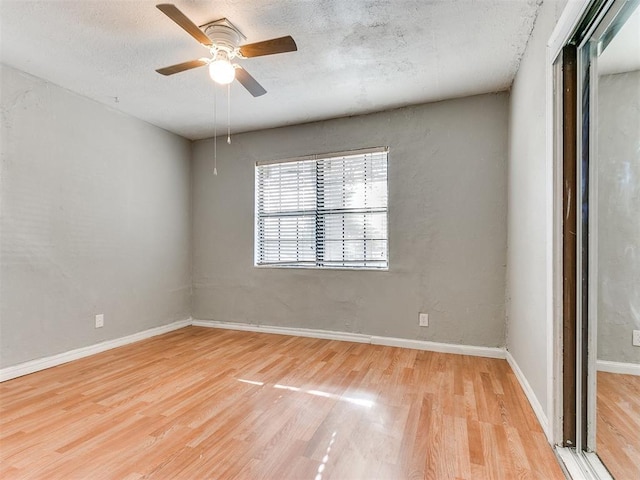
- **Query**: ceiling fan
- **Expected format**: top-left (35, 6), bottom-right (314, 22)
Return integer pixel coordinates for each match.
top-left (155, 3), bottom-right (297, 97)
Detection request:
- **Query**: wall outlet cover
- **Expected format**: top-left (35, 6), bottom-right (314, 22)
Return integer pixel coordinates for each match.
top-left (419, 313), bottom-right (429, 327)
top-left (95, 314), bottom-right (104, 329)
top-left (633, 330), bottom-right (640, 347)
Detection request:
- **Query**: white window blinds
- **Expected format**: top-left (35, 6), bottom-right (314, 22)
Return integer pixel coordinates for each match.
top-left (255, 148), bottom-right (388, 269)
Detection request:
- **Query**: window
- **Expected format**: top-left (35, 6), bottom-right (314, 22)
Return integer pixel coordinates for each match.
top-left (255, 147), bottom-right (388, 269)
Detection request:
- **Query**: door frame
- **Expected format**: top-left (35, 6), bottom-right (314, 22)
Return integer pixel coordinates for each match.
top-left (546, 0), bottom-right (594, 449)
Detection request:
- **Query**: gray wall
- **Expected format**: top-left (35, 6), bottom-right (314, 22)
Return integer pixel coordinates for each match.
top-left (192, 94), bottom-right (508, 347)
top-left (597, 70), bottom-right (640, 364)
top-left (0, 65), bottom-right (192, 367)
top-left (506, 0), bottom-right (567, 422)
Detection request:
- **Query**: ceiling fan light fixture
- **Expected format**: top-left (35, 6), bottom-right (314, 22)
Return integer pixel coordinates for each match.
top-left (209, 51), bottom-right (236, 85)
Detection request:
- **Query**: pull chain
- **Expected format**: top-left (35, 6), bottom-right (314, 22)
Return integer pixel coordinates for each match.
top-left (213, 84), bottom-right (217, 176)
top-left (227, 83), bottom-right (231, 144)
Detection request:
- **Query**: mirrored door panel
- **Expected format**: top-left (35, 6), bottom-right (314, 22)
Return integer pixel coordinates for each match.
top-left (592, 1), bottom-right (640, 477)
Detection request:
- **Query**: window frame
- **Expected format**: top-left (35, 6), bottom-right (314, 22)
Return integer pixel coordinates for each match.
top-left (254, 147), bottom-right (389, 271)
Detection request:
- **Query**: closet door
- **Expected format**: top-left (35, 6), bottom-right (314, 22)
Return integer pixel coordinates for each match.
top-left (587, 1), bottom-right (640, 477)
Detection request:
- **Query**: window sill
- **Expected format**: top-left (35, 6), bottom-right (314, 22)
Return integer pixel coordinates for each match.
top-left (253, 264), bottom-right (389, 272)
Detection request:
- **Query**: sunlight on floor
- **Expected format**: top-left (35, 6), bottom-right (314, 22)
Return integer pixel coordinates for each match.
top-left (237, 378), bottom-right (265, 386)
top-left (315, 431), bottom-right (337, 480)
top-left (273, 383), bottom-right (375, 408)
top-left (237, 378), bottom-right (376, 407)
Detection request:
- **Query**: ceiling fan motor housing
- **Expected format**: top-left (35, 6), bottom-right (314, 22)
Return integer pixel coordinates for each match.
top-left (203, 19), bottom-right (246, 57)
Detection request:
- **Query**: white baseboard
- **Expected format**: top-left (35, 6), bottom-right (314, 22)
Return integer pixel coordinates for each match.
top-left (371, 335), bottom-right (505, 358)
top-left (506, 350), bottom-right (550, 439)
top-left (192, 319), bottom-right (370, 343)
top-left (0, 318), bottom-right (192, 383)
top-left (596, 359), bottom-right (640, 376)
top-left (193, 319), bottom-right (505, 359)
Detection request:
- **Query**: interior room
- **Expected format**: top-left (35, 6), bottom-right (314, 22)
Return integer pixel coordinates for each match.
top-left (1, 0), bottom-right (638, 479)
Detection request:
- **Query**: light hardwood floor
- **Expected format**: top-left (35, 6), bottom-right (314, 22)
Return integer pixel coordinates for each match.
top-left (0, 327), bottom-right (565, 479)
top-left (597, 371), bottom-right (640, 480)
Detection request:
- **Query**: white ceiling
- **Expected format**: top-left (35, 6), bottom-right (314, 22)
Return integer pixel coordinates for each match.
top-left (598, 4), bottom-right (640, 76)
top-left (0, 0), bottom-right (543, 140)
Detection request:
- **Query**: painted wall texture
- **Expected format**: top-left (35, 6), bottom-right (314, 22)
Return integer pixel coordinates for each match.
top-left (192, 94), bottom-right (508, 347)
top-left (597, 70), bottom-right (640, 364)
top-left (506, 0), bottom-right (567, 424)
top-left (0, 65), bottom-right (192, 367)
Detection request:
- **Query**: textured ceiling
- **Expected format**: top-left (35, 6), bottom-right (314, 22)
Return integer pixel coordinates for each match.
top-left (0, 0), bottom-right (543, 140)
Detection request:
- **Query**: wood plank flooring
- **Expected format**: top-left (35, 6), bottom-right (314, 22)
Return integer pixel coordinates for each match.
top-left (597, 371), bottom-right (640, 480)
top-left (0, 327), bottom-right (565, 479)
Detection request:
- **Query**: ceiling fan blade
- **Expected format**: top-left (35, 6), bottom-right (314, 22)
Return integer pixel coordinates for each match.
top-left (239, 36), bottom-right (297, 58)
top-left (156, 4), bottom-right (212, 46)
top-left (156, 58), bottom-right (209, 76)
top-left (235, 66), bottom-right (267, 97)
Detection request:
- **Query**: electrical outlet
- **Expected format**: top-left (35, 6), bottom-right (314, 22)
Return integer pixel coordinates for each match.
top-left (419, 313), bottom-right (429, 327)
top-left (633, 330), bottom-right (640, 347)
top-left (95, 314), bottom-right (104, 329)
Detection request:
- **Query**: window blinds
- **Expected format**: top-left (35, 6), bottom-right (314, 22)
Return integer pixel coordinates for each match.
top-left (255, 148), bottom-right (388, 269)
